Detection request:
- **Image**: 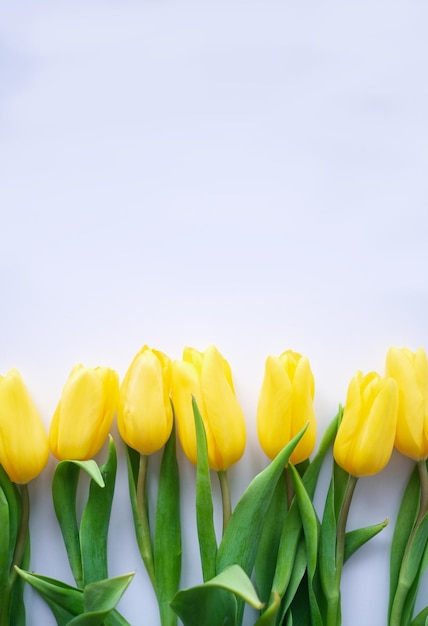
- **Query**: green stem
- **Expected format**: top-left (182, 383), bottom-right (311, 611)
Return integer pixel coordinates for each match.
top-left (390, 460), bottom-right (428, 626)
top-left (136, 454), bottom-right (155, 587)
top-left (327, 474), bottom-right (358, 626)
top-left (0, 484), bottom-right (30, 626)
top-left (217, 470), bottom-right (231, 534)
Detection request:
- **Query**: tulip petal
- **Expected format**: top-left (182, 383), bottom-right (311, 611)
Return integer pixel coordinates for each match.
top-left (171, 360), bottom-right (217, 468)
top-left (119, 351), bottom-right (172, 455)
top-left (387, 347), bottom-right (428, 460)
top-left (50, 365), bottom-right (119, 461)
top-left (0, 370), bottom-right (49, 483)
top-left (257, 356), bottom-right (293, 460)
top-left (200, 346), bottom-right (246, 470)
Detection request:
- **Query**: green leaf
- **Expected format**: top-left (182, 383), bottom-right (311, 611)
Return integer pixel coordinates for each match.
top-left (80, 437), bottom-right (117, 585)
top-left (264, 492), bottom-right (306, 617)
top-left (410, 606), bottom-right (428, 626)
top-left (388, 464), bottom-right (421, 621)
top-left (124, 446), bottom-right (155, 585)
top-left (193, 398), bottom-right (217, 582)
top-left (83, 573), bottom-right (135, 612)
top-left (279, 536), bottom-right (308, 621)
top-left (217, 424), bottom-right (309, 577)
top-left (67, 614), bottom-right (107, 626)
top-left (401, 512), bottom-right (428, 626)
top-left (318, 460), bottom-right (349, 602)
top-left (0, 466), bottom-right (22, 581)
top-left (9, 533), bottom-right (30, 626)
top-left (257, 413), bottom-right (339, 625)
top-left (16, 568), bottom-right (134, 626)
top-left (171, 585), bottom-right (237, 626)
top-left (68, 574), bottom-right (134, 626)
top-left (254, 592), bottom-right (281, 626)
top-left (390, 511), bottom-right (428, 626)
top-left (15, 567), bottom-right (84, 616)
top-left (285, 573), bottom-right (311, 626)
top-left (154, 419), bottom-right (182, 626)
top-left (204, 565), bottom-right (263, 608)
top-left (289, 464), bottom-right (322, 626)
top-left (254, 476), bottom-right (287, 606)
top-left (52, 463), bottom-right (84, 587)
top-left (171, 565), bottom-right (263, 626)
top-left (344, 520), bottom-right (388, 562)
top-left (0, 486), bottom-right (11, 592)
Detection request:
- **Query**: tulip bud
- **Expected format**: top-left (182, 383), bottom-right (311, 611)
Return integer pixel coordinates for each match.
top-left (171, 345), bottom-right (246, 471)
top-left (0, 369), bottom-right (49, 483)
top-left (49, 364), bottom-right (119, 460)
top-left (385, 346), bottom-right (428, 461)
top-left (333, 370), bottom-right (398, 477)
top-left (118, 346), bottom-right (173, 455)
top-left (257, 350), bottom-right (316, 464)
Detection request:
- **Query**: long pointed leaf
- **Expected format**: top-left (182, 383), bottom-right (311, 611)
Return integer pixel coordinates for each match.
top-left (289, 464), bottom-right (322, 626)
top-left (388, 464), bottom-right (421, 620)
top-left (280, 536), bottom-right (308, 620)
top-left (193, 398), bottom-right (217, 582)
top-left (411, 606), bottom-right (428, 626)
top-left (257, 413), bottom-right (339, 624)
top-left (9, 533), bottom-right (30, 626)
top-left (390, 511), bottom-right (428, 626)
top-left (344, 520), bottom-right (388, 562)
top-left (254, 476), bottom-right (287, 605)
top-left (318, 473), bottom-right (338, 607)
top-left (154, 420), bottom-right (182, 626)
top-left (171, 565), bottom-right (263, 626)
top-left (400, 511), bottom-right (428, 626)
top-left (217, 424), bottom-right (308, 577)
top-left (83, 573), bottom-right (135, 612)
top-left (0, 487), bottom-right (11, 592)
top-left (52, 463), bottom-right (84, 587)
top-left (124, 445), bottom-right (155, 583)
top-left (171, 585), bottom-right (237, 626)
top-left (15, 567), bottom-right (84, 615)
top-left (80, 437), bottom-right (117, 585)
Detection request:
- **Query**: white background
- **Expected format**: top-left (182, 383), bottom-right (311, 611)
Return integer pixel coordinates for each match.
top-left (1, 1), bottom-right (428, 624)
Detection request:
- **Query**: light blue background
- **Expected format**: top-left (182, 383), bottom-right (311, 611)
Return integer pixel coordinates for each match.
top-left (1, 1), bottom-right (427, 624)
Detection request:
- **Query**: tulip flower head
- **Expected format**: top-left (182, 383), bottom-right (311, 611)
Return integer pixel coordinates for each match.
top-left (118, 346), bottom-right (173, 455)
top-left (49, 364), bottom-right (119, 460)
top-left (386, 346), bottom-right (428, 461)
top-left (0, 369), bottom-right (49, 483)
top-left (171, 345), bottom-right (246, 471)
top-left (334, 370), bottom-right (398, 477)
top-left (257, 350), bottom-right (316, 464)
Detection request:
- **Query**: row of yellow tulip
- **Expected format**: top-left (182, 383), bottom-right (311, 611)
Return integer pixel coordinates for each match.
top-left (0, 344), bottom-right (427, 487)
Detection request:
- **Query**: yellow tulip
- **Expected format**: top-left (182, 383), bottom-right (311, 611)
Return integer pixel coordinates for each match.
top-left (118, 346), bottom-right (173, 455)
top-left (171, 345), bottom-right (246, 471)
top-left (333, 370), bottom-right (398, 476)
top-left (257, 350), bottom-right (316, 464)
top-left (385, 346), bottom-right (428, 461)
top-left (0, 369), bottom-right (49, 483)
top-left (49, 364), bottom-right (119, 460)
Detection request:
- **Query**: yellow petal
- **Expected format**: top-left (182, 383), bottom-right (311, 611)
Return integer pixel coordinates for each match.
top-left (386, 347), bottom-right (428, 460)
top-left (290, 356), bottom-right (316, 463)
top-left (201, 346), bottom-right (246, 470)
top-left (118, 349), bottom-right (172, 455)
top-left (50, 364), bottom-right (118, 460)
top-left (171, 359), bottom-right (211, 466)
top-left (257, 355), bottom-right (293, 460)
top-left (0, 370), bottom-right (49, 483)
